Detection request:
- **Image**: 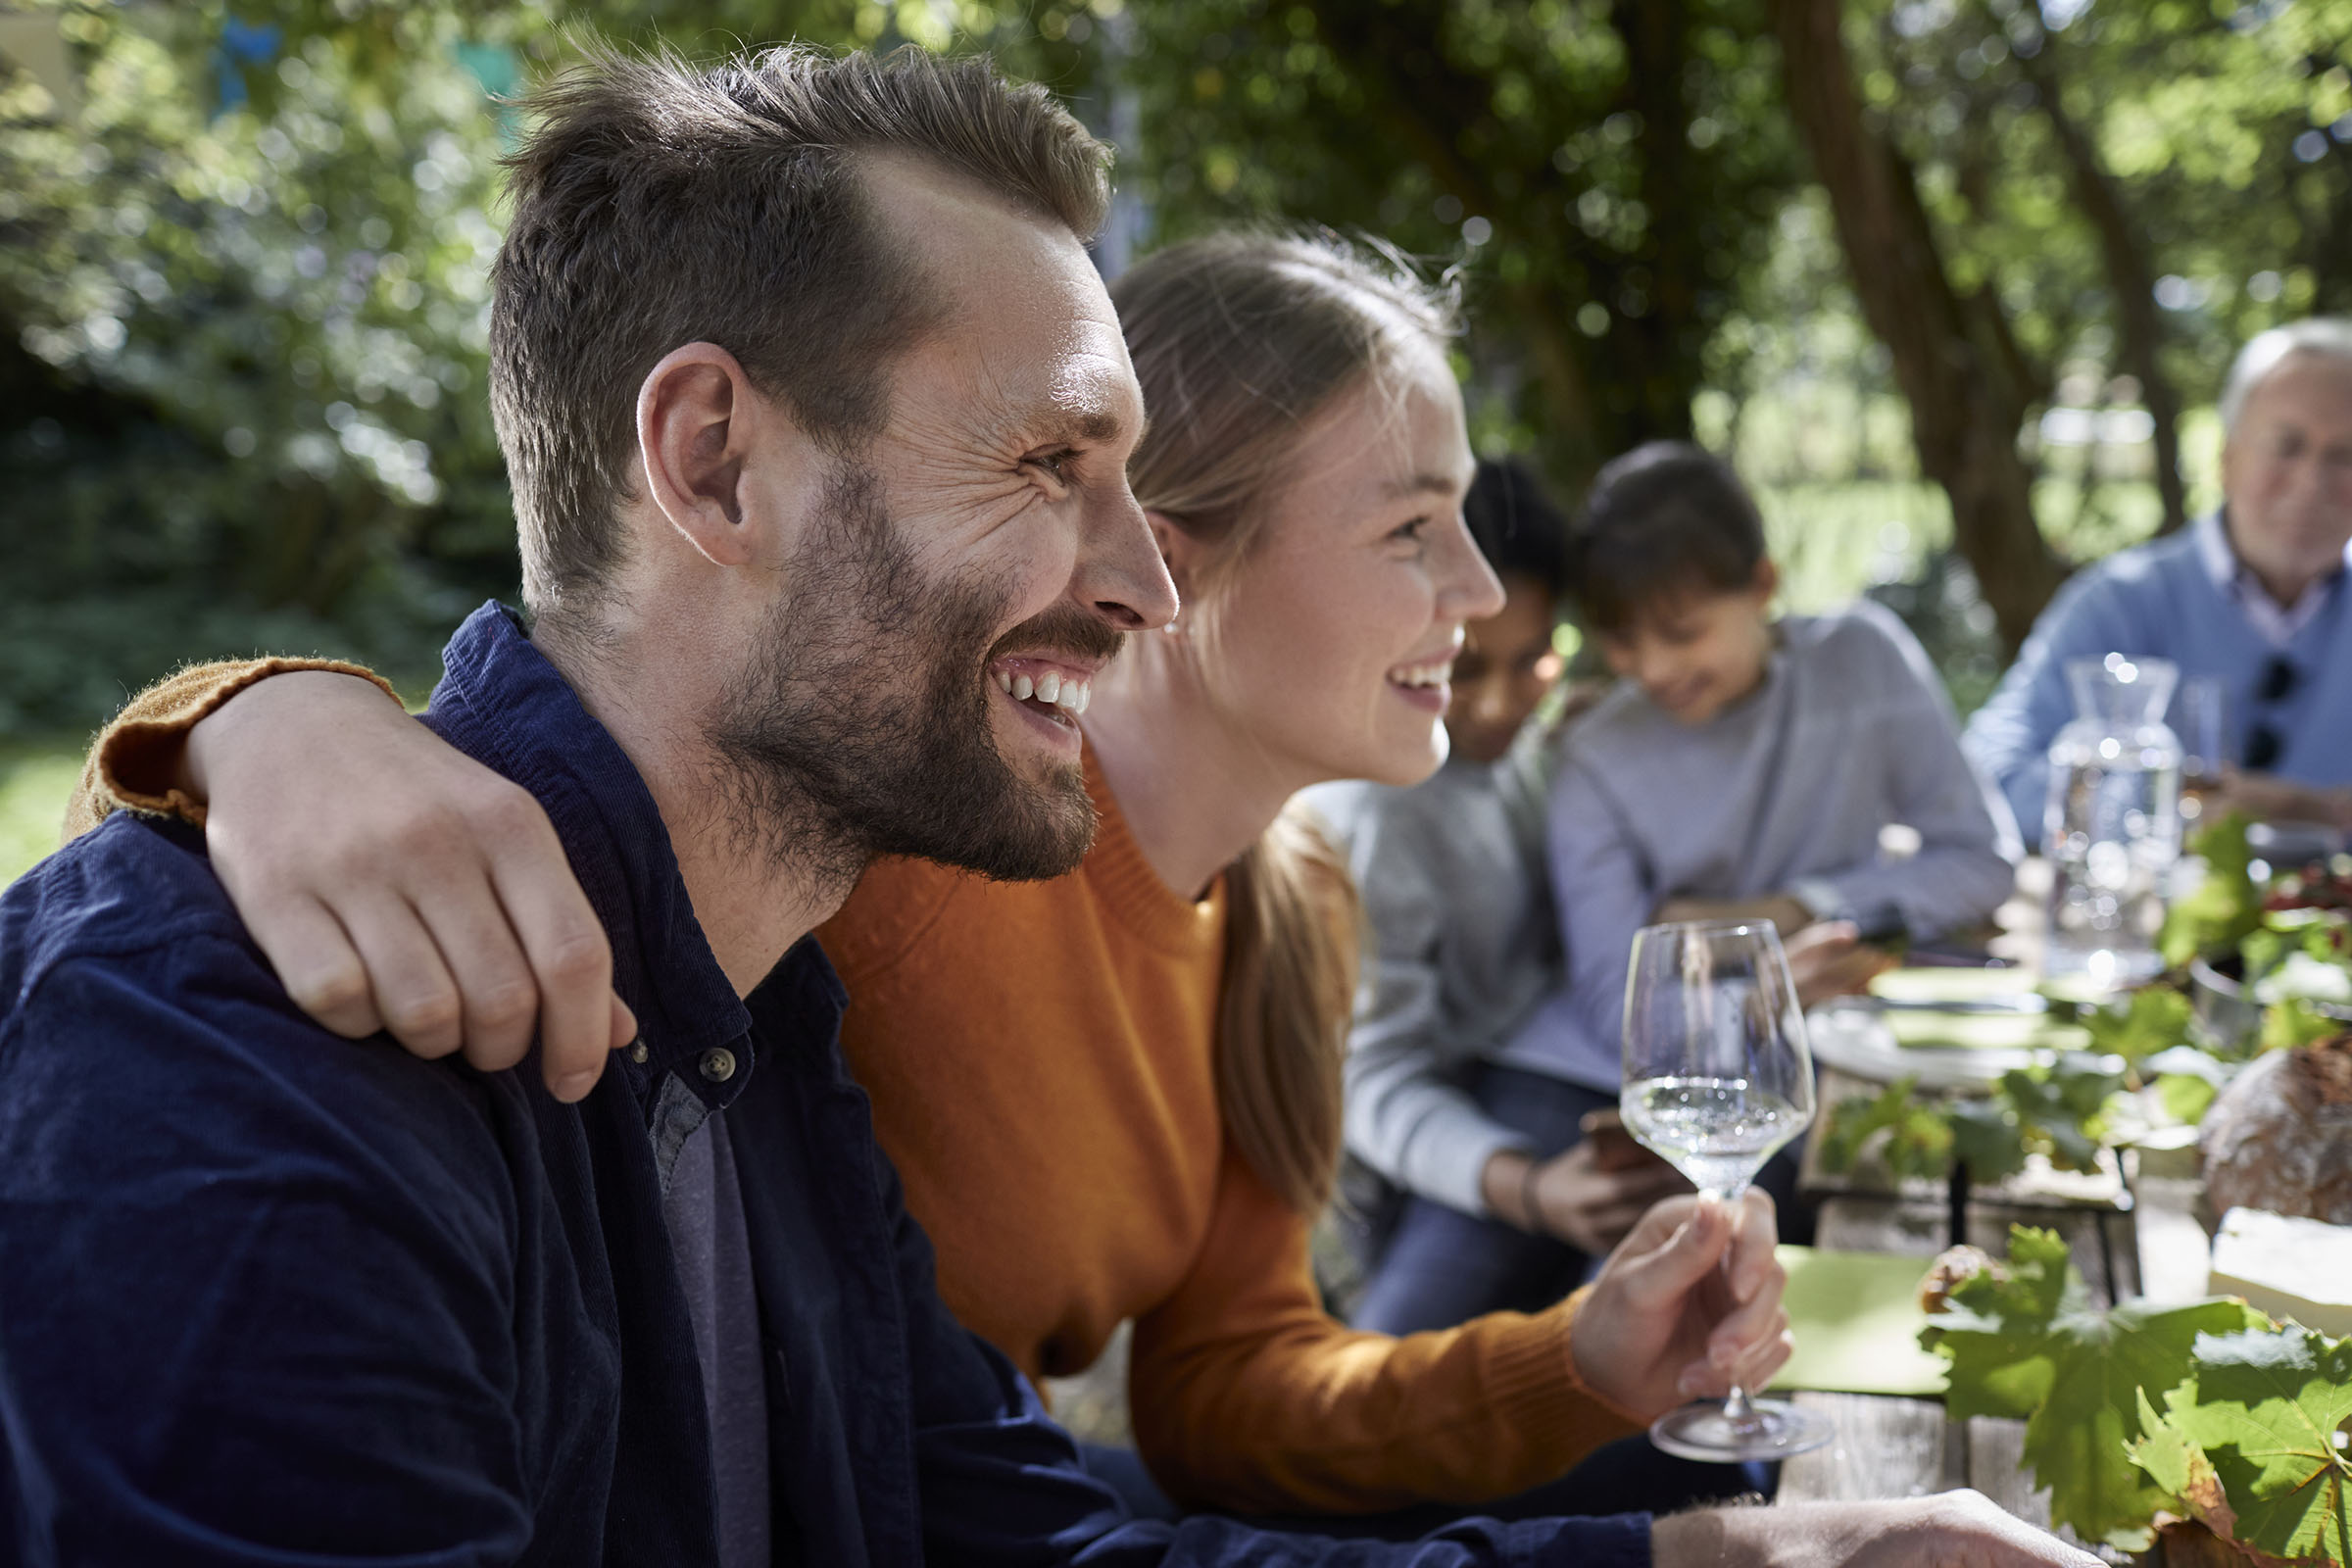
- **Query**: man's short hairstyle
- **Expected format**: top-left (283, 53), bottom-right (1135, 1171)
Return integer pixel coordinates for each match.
top-left (490, 41), bottom-right (1111, 625)
top-left (2220, 317), bottom-right (2352, 436)
top-left (1566, 440), bottom-right (1765, 635)
top-left (1462, 456), bottom-right (1572, 603)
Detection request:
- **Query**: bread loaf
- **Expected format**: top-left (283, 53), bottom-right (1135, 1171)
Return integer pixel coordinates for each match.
top-left (2199, 1034), bottom-right (2352, 1223)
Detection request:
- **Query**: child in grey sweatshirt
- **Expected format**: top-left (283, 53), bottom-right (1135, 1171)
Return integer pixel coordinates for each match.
top-left (1507, 443), bottom-right (2021, 1100)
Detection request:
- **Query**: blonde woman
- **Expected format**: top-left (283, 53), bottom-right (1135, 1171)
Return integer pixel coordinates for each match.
top-left (69, 235), bottom-right (1789, 1532)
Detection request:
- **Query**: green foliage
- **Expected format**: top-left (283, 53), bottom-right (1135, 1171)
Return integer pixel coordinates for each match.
top-left (1924, 1225), bottom-right (2270, 1551)
top-left (1819, 1075), bottom-right (1954, 1180)
top-left (5, 0), bottom-right (2348, 738)
top-left (2133, 1327), bottom-right (2352, 1566)
top-left (2162, 813), bottom-right (2261, 969)
top-left (2081, 985), bottom-right (2195, 1064)
top-left (1995, 1053), bottom-right (2127, 1173)
top-left (1818, 1053), bottom-right (2135, 1185)
top-left (2155, 1070), bottom-right (2218, 1127)
top-left (2263, 997), bottom-right (2347, 1054)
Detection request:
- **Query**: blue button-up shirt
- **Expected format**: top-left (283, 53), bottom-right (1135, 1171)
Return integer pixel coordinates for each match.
top-left (0, 603), bottom-right (1650, 1567)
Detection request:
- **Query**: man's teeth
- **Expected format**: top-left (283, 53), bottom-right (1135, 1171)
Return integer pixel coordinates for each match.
top-left (1392, 662), bottom-right (1453, 689)
top-left (992, 668), bottom-right (1092, 714)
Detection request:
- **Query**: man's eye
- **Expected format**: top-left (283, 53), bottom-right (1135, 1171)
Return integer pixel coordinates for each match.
top-left (1028, 449), bottom-right (1077, 483)
top-left (1390, 516), bottom-right (1431, 545)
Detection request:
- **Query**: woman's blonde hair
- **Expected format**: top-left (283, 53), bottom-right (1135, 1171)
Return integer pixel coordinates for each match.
top-left (1109, 231), bottom-right (1460, 1213)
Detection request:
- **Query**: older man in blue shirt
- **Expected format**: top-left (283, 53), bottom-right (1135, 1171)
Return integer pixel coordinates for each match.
top-left (0, 38), bottom-right (2102, 1568)
top-left (1966, 318), bottom-right (2352, 842)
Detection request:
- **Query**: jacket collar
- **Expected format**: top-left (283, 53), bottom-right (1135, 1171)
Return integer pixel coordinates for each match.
top-left (422, 603), bottom-right (754, 1085)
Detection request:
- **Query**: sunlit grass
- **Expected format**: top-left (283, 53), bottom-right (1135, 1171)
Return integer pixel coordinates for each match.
top-left (0, 743), bottom-right (81, 890)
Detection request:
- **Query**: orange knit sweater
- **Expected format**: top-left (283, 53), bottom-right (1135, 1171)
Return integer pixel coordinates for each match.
top-left (73, 660), bottom-right (1640, 1516)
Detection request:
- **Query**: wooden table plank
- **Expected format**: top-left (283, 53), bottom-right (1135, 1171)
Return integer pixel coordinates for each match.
top-left (1778, 1394), bottom-right (1955, 1503)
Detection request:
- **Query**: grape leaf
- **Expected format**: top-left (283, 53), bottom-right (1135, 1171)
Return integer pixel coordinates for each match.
top-left (2163, 812), bottom-right (2260, 967)
top-left (2131, 1386), bottom-right (2230, 1526)
top-left (1995, 1054), bottom-right (2127, 1174)
top-left (1924, 1226), bottom-right (2266, 1549)
top-left (2157, 1071), bottom-right (2220, 1126)
top-left (1948, 1097), bottom-right (2028, 1183)
top-left (1820, 1075), bottom-right (1954, 1180)
top-left (2263, 998), bottom-right (2344, 1054)
top-left (2082, 988), bottom-right (2196, 1064)
top-left (2153, 1327), bottom-right (2352, 1566)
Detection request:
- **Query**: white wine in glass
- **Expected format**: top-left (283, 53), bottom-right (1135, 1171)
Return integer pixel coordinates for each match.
top-left (1620, 918), bottom-right (1834, 1463)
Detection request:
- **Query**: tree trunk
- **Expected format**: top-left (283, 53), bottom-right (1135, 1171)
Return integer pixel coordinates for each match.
top-left (1772, 0), bottom-right (2064, 655)
top-left (2009, 21), bottom-right (2189, 537)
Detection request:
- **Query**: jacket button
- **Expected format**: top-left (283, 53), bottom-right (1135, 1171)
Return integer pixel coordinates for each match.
top-left (699, 1048), bottom-right (737, 1084)
top-left (627, 1040), bottom-right (649, 1065)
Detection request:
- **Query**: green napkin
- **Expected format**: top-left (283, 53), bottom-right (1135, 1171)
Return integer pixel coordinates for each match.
top-left (1868, 966), bottom-right (2039, 1004)
top-left (1763, 1245), bottom-right (1950, 1397)
top-left (1866, 966), bottom-right (2090, 1052)
top-left (1881, 1009), bottom-right (2091, 1053)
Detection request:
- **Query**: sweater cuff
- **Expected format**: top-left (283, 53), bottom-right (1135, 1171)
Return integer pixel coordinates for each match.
top-left (1478, 1284), bottom-right (1646, 1454)
top-left (86, 659), bottom-right (402, 831)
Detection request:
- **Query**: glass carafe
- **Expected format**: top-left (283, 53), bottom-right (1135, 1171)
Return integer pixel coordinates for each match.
top-left (2043, 654), bottom-right (2182, 988)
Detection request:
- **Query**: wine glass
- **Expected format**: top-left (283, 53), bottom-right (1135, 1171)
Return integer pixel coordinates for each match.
top-left (1620, 918), bottom-right (1834, 1462)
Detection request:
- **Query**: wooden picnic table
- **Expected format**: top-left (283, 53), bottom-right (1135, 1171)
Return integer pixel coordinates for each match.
top-left (1778, 1068), bottom-right (2216, 1564)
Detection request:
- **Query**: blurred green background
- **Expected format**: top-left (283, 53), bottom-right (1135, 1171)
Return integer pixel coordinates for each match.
top-left (3, 0), bottom-right (2348, 882)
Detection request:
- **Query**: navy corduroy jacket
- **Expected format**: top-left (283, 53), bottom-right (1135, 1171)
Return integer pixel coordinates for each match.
top-left (0, 603), bottom-right (1648, 1568)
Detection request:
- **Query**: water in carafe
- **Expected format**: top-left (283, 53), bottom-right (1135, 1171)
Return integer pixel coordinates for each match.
top-left (2043, 655), bottom-right (2182, 988)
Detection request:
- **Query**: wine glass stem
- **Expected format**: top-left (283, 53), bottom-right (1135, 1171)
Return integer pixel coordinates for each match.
top-left (1703, 1184), bottom-right (1762, 1432)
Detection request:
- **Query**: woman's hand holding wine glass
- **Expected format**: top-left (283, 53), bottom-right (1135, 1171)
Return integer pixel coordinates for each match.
top-left (1568, 1187), bottom-right (1792, 1416)
top-left (1619, 917), bottom-right (1835, 1461)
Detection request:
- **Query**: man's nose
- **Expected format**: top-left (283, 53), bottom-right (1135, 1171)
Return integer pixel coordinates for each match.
top-left (1074, 485), bottom-right (1178, 632)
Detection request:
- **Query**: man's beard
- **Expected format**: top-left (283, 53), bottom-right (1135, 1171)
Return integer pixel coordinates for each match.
top-left (707, 460), bottom-right (1120, 893)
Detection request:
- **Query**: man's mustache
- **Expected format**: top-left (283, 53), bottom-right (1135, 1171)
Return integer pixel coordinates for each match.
top-left (983, 605), bottom-right (1126, 668)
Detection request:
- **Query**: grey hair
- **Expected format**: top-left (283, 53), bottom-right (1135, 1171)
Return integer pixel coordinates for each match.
top-left (2220, 318), bottom-right (2352, 436)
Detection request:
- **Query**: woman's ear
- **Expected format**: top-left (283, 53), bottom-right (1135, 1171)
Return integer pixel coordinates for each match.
top-left (637, 342), bottom-right (760, 567)
top-left (1146, 510), bottom-right (1203, 610)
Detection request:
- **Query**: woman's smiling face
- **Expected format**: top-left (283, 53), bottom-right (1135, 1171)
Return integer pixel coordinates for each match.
top-left (1179, 337), bottom-right (1503, 790)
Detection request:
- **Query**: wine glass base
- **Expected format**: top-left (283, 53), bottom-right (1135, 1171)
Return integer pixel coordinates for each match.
top-left (1648, 1396), bottom-right (1835, 1463)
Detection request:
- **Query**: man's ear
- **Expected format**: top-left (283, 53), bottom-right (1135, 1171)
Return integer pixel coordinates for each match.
top-left (637, 343), bottom-right (760, 567)
top-left (1751, 557), bottom-right (1781, 604)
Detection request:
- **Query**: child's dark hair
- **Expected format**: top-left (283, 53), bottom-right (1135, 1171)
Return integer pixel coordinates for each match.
top-left (1462, 456), bottom-right (1571, 602)
top-left (1567, 441), bottom-right (1766, 635)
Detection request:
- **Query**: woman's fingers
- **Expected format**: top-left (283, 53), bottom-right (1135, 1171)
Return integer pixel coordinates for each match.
top-left (335, 891), bottom-right (467, 1059)
top-left (1727, 1187), bottom-right (1782, 1299)
top-left (414, 866), bottom-right (546, 1077)
top-left (244, 892), bottom-right (384, 1041)
top-left (484, 798), bottom-right (621, 1101)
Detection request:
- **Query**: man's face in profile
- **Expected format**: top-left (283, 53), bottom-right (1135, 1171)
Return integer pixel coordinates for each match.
top-left (709, 155), bottom-right (1169, 885)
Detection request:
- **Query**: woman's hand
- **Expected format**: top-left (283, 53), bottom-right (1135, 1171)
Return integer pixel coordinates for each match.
top-left (186, 671), bottom-right (633, 1101)
top-left (1567, 1189), bottom-right (1790, 1419)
